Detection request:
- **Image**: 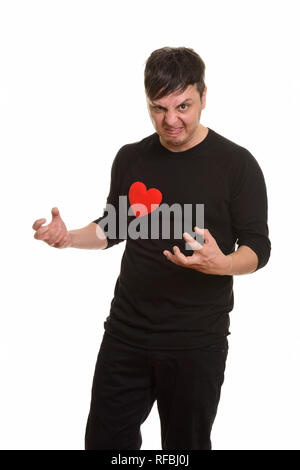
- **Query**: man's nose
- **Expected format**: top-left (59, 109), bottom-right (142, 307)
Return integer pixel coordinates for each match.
top-left (163, 111), bottom-right (181, 128)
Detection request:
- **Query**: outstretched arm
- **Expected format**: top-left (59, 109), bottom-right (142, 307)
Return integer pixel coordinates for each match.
top-left (68, 222), bottom-right (108, 250)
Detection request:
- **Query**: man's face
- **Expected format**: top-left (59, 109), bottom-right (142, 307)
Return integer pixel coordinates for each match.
top-left (146, 83), bottom-right (207, 152)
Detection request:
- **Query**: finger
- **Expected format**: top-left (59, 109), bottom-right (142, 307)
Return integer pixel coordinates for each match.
top-left (48, 228), bottom-right (64, 246)
top-left (53, 234), bottom-right (69, 249)
top-left (163, 249), bottom-right (178, 264)
top-left (34, 226), bottom-right (49, 237)
top-left (34, 227), bottom-right (49, 240)
top-left (51, 207), bottom-right (60, 219)
top-left (32, 218), bottom-right (47, 230)
top-left (172, 245), bottom-right (191, 265)
top-left (183, 232), bottom-right (203, 251)
top-left (194, 226), bottom-right (212, 244)
top-left (52, 231), bottom-right (67, 246)
top-left (163, 246), bottom-right (189, 266)
top-left (44, 238), bottom-right (60, 247)
top-left (194, 226), bottom-right (209, 244)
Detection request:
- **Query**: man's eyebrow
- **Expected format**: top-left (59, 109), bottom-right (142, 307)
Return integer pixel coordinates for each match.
top-left (151, 98), bottom-right (193, 107)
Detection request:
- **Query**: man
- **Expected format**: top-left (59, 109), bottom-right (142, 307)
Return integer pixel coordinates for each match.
top-left (32, 47), bottom-right (271, 450)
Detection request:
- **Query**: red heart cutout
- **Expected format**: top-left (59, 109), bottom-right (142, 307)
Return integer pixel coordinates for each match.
top-left (129, 181), bottom-right (162, 217)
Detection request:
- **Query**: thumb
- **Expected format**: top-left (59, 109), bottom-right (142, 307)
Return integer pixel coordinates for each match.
top-left (51, 207), bottom-right (60, 218)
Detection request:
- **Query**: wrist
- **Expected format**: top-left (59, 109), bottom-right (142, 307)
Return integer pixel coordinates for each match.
top-left (67, 231), bottom-right (73, 248)
top-left (224, 254), bottom-right (233, 275)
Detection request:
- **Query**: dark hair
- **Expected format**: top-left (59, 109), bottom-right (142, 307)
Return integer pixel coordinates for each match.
top-left (144, 47), bottom-right (206, 102)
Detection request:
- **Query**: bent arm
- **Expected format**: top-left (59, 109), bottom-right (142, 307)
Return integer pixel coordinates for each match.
top-left (69, 222), bottom-right (108, 250)
top-left (229, 150), bottom-right (271, 273)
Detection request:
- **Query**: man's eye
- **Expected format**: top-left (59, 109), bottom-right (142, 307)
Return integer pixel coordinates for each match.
top-left (153, 104), bottom-right (188, 111)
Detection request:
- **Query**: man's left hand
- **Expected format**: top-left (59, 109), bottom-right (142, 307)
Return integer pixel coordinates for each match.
top-left (163, 226), bottom-right (232, 275)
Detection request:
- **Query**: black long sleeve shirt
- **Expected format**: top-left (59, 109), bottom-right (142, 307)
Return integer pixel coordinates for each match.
top-left (92, 128), bottom-right (271, 350)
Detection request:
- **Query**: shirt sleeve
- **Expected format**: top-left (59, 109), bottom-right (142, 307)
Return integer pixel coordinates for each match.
top-left (229, 149), bottom-right (271, 271)
top-left (92, 147), bottom-right (126, 249)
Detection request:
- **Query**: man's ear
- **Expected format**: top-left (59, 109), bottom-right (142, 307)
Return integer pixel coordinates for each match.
top-left (201, 87), bottom-right (207, 110)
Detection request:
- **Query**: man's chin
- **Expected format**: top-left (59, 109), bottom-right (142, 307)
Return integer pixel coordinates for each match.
top-left (164, 135), bottom-right (186, 146)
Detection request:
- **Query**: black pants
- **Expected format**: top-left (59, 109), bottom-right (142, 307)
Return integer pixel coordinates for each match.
top-left (85, 332), bottom-right (228, 450)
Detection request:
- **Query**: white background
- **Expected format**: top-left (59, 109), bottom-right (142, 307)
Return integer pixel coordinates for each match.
top-left (1, 0), bottom-right (299, 450)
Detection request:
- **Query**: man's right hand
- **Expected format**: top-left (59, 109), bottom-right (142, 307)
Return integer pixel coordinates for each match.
top-left (32, 207), bottom-right (72, 249)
